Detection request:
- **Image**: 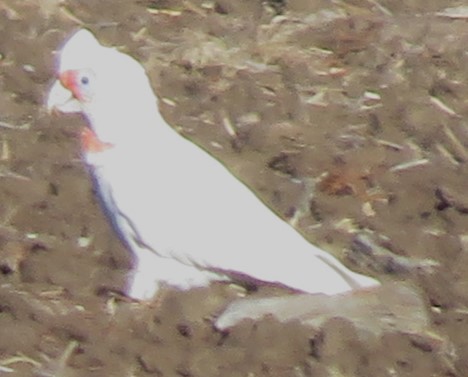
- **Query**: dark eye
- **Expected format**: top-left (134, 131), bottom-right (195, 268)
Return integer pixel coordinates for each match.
top-left (81, 76), bottom-right (89, 85)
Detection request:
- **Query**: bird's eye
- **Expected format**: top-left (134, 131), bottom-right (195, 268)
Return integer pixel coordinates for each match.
top-left (81, 76), bottom-right (89, 85)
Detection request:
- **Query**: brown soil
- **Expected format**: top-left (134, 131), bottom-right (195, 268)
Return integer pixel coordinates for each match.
top-left (0, 1), bottom-right (467, 376)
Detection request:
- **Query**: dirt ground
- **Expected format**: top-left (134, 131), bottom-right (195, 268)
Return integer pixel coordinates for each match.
top-left (1, 0), bottom-right (468, 376)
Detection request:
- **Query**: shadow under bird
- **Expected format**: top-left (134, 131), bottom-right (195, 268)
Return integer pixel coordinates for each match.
top-left (47, 29), bottom-right (380, 300)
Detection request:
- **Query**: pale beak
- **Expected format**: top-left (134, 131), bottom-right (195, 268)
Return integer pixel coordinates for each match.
top-left (47, 80), bottom-right (82, 114)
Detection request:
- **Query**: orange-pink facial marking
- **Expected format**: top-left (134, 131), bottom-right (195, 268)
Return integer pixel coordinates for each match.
top-left (59, 70), bottom-right (85, 101)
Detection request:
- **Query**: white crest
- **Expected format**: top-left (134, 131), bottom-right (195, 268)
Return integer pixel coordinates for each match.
top-left (59, 29), bottom-right (102, 72)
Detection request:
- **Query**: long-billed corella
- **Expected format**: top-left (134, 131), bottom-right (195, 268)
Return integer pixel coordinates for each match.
top-left (47, 29), bottom-right (380, 300)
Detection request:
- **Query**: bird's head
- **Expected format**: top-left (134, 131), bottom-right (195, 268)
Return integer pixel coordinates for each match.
top-left (47, 29), bottom-right (158, 152)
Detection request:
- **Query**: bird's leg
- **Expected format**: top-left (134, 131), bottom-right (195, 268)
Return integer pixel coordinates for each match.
top-left (127, 257), bottom-right (162, 301)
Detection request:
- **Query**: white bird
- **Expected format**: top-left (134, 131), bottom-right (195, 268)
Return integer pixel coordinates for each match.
top-left (47, 29), bottom-right (379, 300)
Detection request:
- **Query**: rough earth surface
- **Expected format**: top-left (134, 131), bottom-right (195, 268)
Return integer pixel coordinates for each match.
top-left (1, 0), bottom-right (468, 376)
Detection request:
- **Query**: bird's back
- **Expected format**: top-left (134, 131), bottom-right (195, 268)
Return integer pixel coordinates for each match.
top-left (90, 110), bottom-right (378, 295)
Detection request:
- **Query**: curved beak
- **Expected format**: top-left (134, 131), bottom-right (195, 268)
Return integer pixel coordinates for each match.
top-left (47, 80), bottom-right (82, 114)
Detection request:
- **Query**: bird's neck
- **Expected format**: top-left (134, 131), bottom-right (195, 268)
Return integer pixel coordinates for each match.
top-left (82, 108), bottom-right (188, 163)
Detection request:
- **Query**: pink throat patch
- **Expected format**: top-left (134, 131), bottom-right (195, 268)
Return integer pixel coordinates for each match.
top-left (81, 127), bottom-right (113, 153)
